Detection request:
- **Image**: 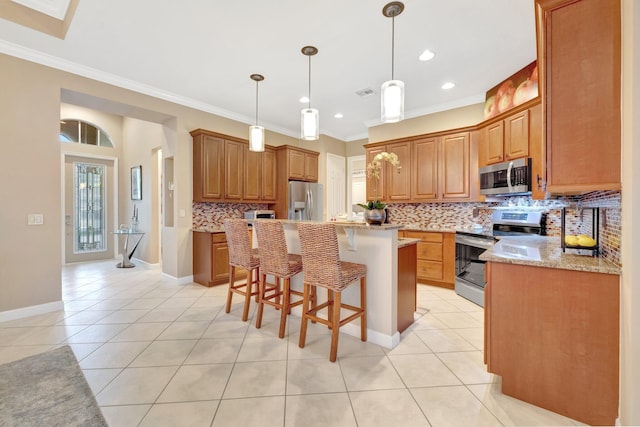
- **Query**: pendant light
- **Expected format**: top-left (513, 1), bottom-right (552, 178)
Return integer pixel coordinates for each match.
top-left (249, 73), bottom-right (265, 152)
top-left (381, 2), bottom-right (405, 123)
top-left (301, 45), bottom-right (319, 141)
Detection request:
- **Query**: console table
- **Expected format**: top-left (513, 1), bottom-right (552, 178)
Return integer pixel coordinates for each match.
top-left (112, 229), bottom-right (144, 268)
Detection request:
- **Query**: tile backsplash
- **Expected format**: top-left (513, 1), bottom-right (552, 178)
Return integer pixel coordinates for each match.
top-left (193, 190), bottom-right (621, 267)
top-left (388, 190), bottom-right (621, 266)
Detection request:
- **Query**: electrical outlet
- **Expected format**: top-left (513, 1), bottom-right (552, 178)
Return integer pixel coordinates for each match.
top-left (28, 214), bottom-right (44, 225)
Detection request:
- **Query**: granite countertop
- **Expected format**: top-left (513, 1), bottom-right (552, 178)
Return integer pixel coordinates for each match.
top-left (480, 235), bottom-right (620, 275)
top-left (193, 226), bottom-right (224, 233)
top-left (398, 237), bottom-right (421, 248)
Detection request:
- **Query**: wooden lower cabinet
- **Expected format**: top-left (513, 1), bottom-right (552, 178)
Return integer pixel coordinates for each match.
top-left (402, 231), bottom-right (455, 289)
top-left (397, 242), bottom-right (417, 333)
top-left (192, 231), bottom-right (246, 287)
top-left (485, 262), bottom-right (619, 426)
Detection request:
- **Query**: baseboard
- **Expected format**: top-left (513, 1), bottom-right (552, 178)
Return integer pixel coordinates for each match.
top-left (160, 272), bottom-right (194, 285)
top-left (0, 300), bottom-right (64, 323)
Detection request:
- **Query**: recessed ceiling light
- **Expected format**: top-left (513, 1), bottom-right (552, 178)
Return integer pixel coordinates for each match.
top-left (441, 82), bottom-right (455, 90)
top-left (299, 96), bottom-right (310, 103)
top-left (334, 113), bottom-right (344, 119)
top-left (419, 50), bottom-right (435, 61)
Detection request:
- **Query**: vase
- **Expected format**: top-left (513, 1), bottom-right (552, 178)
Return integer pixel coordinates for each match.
top-left (364, 208), bottom-right (386, 225)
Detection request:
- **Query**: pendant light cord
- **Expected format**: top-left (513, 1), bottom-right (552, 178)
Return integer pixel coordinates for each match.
top-left (255, 80), bottom-right (259, 125)
top-left (391, 15), bottom-right (395, 80)
top-left (308, 54), bottom-right (312, 109)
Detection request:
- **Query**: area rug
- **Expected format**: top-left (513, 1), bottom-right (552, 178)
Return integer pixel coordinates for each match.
top-left (0, 345), bottom-right (108, 427)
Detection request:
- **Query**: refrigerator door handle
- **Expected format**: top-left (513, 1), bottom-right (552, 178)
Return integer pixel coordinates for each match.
top-left (306, 188), bottom-right (313, 220)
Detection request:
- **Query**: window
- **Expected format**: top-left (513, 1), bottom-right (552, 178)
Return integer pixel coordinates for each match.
top-left (60, 119), bottom-right (114, 147)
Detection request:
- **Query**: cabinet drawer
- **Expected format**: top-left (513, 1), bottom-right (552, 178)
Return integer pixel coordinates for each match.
top-left (417, 260), bottom-right (444, 281)
top-left (404, 231), bottom-right (443, 243)
top-left (212, 233), bottom-right (227, 243)
top-left (417, 242), bottom-right (444, 262)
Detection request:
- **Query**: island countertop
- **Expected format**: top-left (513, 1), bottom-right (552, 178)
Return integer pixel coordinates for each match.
top-left (480, 235), bottom-right (620, 275)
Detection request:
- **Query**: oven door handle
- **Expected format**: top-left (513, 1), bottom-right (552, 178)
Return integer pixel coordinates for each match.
top-left (456, 235), bottom-right (495, 249)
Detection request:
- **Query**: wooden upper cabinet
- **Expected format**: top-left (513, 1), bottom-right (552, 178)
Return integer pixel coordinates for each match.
top-left (191, 129), bottom-right (277, 203)
top-left (192, 133), bottom-right (224, 202)
top-left (441, 132), bottom-right (470, 200)
top-left (261, 147), bottom-right (277, 201)
top-left (368, 129), bottom-right (476, 204)
top-left (536, 0), bottom-right (621, 193)
top-left (485, 121), bottom-right (504, 164)
top-left (482, 108), bottom-right (530, 166)
top-left (279, 145), bottom-right (319, 182)
top-left (243, 145), bottom-right (277, 202)
top-left (225, 140), bottom-right (244, 200)
top-left (504, 109), bottom-right (530, 160)
top-left (412, 137), bottom-right (439, 201)
top-left (386, 141), bottom-right (411, 201)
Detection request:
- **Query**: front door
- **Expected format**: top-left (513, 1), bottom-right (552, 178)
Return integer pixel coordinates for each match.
top-left (64, 155), bottom-right (115, 263)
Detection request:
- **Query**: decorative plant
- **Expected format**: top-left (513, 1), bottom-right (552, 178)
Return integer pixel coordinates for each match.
top-left (357, 151), bottom-right (401, 210)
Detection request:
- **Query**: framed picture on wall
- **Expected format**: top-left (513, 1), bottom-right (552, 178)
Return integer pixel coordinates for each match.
top-left (131, 165), bottom-right (142, 200)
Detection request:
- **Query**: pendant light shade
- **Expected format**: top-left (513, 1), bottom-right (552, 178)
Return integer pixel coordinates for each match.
top-left (381, 2), bottom-right (405, 123)
top-left (301, 46), bottom-right (319, 141)
top-left (249, 73), bottom-right (265, 152)
top-left (301, 107), bottom-right (319, 140)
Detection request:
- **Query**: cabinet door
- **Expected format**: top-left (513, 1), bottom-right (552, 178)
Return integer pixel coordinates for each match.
top-left (225, 140), bottom-right (244, 200)
top-left (243, 146), bottom-right (261, 201)
top-left (529, 103), bottom-right (546, 200)
top-left (485, 121), bottom-right (504, 164)
top-left (304, 152), bottom-right (318, 182)
top-left (440, 132), bottom-right (470, 200)
top-left (504, 109), bottom-right (529, 160)
top-left (365, 146), bottom-right (386, 202)
top-left (212, 242), bottom-right (230, 283)
top-left (199, 135), bottom-right (224, 200)
top-left (412, 137), bottom-right (439, 201)
top-left (288, 149), bottom-right (306, 180)
top-left (537, 0), bottom-right (621, 193)
top-left (262, 147), bottom-right (277, 201)
top-left (386, 141), bottom-right (411, 201)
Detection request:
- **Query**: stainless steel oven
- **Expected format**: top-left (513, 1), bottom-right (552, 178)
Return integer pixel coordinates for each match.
top-left (455, 232), bottom-right (496, 307)
top-left (455, 211), bottom-right (545, 307)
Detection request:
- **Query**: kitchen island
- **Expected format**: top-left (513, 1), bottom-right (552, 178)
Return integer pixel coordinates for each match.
top-left (481, 236), bottom-right (620, 426)
top-left (266, 220), bottom-right (415, 349)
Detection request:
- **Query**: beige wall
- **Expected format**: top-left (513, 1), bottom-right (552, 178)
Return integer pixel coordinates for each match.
top-left (368, 103), bottom-right (485, 143)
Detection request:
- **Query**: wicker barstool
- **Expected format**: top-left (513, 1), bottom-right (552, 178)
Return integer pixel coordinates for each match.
top-left (297, 223), bottom-right (367, 362)
top-left (253, 220), bottom-right (306, 338)
top-left (223, 219), bottom-right (260, 322)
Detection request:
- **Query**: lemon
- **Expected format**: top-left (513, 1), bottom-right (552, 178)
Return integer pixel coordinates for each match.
top-left (577, 236), bottom-right (597, 247)
top-left (565, 235), bottom-right (579, 246)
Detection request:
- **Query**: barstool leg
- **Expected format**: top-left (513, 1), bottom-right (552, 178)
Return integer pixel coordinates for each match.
top-left (330, 291), bottom-right (341, 362)
top-left (253, 268), bottom-right (260, 303)
top-left (327, 289), bottom-right (334, 330)
top-left (255, 273), bottom-right (268, 329)
top-left (299, 283), bottom-right (310, 349)
top-left (242, 270), bottom-right (252, 322)
top-left (360, 277), bottom-right (367, 342)
top-left (278, 278), bottom-right (291, 338)
top-left (225, 266), bottom-right (236, 314)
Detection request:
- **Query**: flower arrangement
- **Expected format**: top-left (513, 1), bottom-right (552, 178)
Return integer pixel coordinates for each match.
top-left (357, 151), bottom-right (401, 210)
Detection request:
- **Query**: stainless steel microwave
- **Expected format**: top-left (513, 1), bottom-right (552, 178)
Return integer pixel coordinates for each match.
top-left (243, 210), bottom-right (275, 220)
top-left (479, 158), bottom-right (532, 196)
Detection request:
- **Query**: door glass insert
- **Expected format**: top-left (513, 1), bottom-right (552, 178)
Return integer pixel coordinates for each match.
top-left (74, 162), bottom-right (106, 253)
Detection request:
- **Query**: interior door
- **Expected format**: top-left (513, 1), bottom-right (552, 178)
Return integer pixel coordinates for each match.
top-left (64, 155), bottom-right (115, 263)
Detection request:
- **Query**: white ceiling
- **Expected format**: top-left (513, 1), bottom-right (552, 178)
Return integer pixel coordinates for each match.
top-left (0, 0), bottom-right (537, 142)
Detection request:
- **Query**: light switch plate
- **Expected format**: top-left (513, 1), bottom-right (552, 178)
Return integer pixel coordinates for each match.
top-left (28, 214), bottom-right (44, 225)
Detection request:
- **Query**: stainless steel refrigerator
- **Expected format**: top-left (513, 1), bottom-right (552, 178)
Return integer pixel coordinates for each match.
top-left (288, 181), bottom-right (323, 221)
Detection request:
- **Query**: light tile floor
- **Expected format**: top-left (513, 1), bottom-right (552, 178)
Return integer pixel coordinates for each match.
top-left (0, 260), bottom-right (586, 427)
